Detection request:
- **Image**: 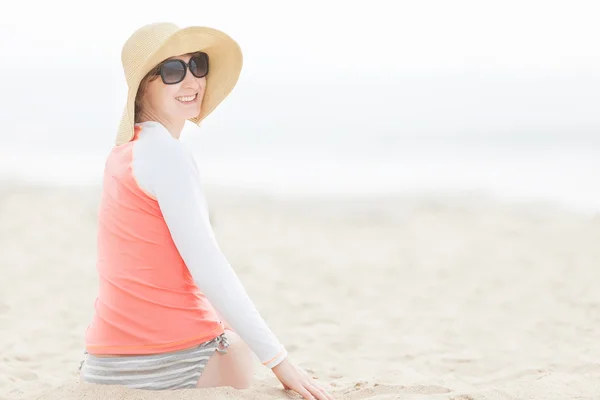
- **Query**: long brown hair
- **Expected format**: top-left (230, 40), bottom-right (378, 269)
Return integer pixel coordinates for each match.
top-left (134, 65), bottom-right (161, 123)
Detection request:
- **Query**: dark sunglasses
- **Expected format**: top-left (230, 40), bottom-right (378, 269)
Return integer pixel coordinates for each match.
top-left (154, 52), bottom-right (209, 85)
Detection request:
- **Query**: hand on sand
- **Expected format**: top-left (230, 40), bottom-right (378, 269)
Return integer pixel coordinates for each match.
top-left (272, 358), bottom-right (334, 400)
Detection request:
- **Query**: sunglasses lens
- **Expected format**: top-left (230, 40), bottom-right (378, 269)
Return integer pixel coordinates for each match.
top-left (161, 60), bottom-right (186, 84)
top-left (189, 53), bottom-right (209, 78)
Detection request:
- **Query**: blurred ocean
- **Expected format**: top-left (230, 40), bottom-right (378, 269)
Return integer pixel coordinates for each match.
top-left (1, 67), bottom-right (599, 213)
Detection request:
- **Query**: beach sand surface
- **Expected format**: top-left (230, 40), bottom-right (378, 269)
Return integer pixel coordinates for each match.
top-left (1, 182), bottom-right (599, 400)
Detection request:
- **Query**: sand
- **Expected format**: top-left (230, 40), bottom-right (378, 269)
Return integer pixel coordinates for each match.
top-left (1, 182), bottom-right (599, 400)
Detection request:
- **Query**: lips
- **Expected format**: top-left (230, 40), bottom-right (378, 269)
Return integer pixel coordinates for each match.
top-left (175, 93), bottom-right (197, 103)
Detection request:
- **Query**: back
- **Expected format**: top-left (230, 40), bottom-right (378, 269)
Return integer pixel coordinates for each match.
top-left (85, 124), bottom-right (223, 355)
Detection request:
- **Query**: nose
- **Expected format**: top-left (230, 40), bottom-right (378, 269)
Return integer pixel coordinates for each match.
top-left (181, 66), bottom-right (201, 89)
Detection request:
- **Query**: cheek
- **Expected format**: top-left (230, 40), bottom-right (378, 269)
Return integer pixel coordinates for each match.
top-left (194, 82), bottom-right (206, 105)
top-left (147, 82), bottom-right (177, 109)
top-left (162, 88), bottom-right (179, 109)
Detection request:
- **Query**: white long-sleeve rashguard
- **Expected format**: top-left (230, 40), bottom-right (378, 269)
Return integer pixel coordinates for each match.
top-left (131, 121), bottom-right (287, 369)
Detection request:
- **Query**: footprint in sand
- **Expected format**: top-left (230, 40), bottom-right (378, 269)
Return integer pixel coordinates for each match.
top-left (13, 354), bottom-right (32, 362)
top-left (12, 368), bottom-right (38, 381)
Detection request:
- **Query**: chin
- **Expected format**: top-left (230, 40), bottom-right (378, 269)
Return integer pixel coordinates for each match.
top-left (183, 110), bottom-right (201, 120)
top-left (177, 105), bottom-right (202, 121)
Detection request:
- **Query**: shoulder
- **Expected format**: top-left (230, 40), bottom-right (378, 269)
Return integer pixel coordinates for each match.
top-left (132, 129), bottom-right (199, 196)
top-left (134, 123), bottom-right (198, 168)
top-left (136, 129), bottom-right (192, 160)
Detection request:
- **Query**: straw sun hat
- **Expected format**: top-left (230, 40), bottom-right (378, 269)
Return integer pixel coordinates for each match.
top-left (115, 22), bottom-right (243, 146)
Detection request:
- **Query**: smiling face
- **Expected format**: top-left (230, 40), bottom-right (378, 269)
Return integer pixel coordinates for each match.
top-left (135, 53), bottom-right (207, 127)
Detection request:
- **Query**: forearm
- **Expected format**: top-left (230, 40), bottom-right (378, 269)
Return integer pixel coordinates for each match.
top-left (182, 242), bottom-right (288, 368)
top-left (136, 136), bottom-right (287, 368)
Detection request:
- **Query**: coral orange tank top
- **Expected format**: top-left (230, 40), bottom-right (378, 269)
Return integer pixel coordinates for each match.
top-left (84, 124), bottom-right (224, 355)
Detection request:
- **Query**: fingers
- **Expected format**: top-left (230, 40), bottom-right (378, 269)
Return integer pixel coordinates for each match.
top-left (306, 382), bottom-right (331, 400)
top-left (289, 380), bottom-right (331, 400)
top-left (274, 362), bottom-right (334, 400)
top-left (295, 385), bottom-right (316, 400)
top-left (316, 384), bottom-right (334, 400)
top-left (305, 375), bottom-right (333, 400)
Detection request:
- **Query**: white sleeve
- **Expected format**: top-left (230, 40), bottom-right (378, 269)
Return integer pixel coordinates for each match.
top-left (133, 138), bottom-right (287, 368)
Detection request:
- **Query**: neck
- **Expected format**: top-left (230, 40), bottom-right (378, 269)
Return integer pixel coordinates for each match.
top-left (137, 110), bottom-right (184, 139)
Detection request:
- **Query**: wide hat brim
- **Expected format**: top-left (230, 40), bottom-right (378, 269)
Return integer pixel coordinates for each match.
top-left (115, 24), bottom-right (243, 146)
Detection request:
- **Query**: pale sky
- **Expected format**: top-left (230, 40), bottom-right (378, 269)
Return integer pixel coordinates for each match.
top-left (0, 0), bottom-right (598, 210)
top-left (0, 0), bottom-right (598, 151)
top-left (1, 0), bottom-right (600, 76)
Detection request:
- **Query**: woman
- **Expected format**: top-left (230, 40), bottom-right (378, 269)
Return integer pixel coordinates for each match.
top-left (79, 22), bottom-right (332, 400)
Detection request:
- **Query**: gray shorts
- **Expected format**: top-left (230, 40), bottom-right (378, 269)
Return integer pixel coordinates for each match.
top-left (79, 333), bottom-right (229, 390)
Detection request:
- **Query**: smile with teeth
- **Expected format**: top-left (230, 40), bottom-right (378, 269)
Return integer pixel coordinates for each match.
top-left (176, 94), bottom-right (197, 103)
